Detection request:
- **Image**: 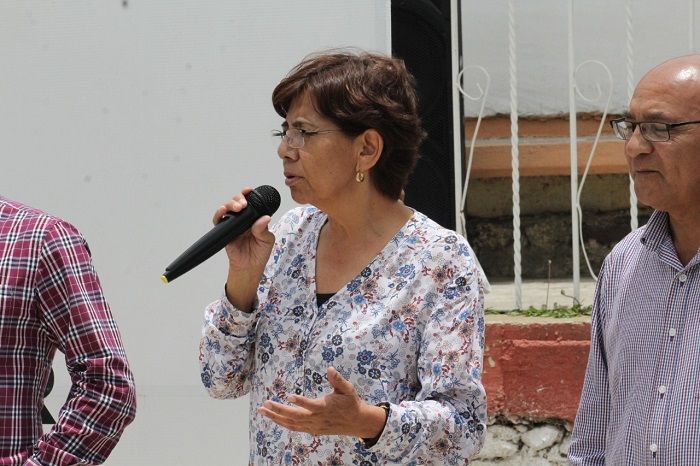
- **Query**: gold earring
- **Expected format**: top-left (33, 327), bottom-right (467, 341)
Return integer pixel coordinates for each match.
top-left (355, 171), bottom-right (365, 183)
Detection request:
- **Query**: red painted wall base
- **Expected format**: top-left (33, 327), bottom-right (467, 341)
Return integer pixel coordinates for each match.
top-left (483, 318), bottom-right (591, 424)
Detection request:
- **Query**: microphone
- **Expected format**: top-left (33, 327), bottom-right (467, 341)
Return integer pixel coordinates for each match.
top-left (161, 185), bottom-right (281, 283)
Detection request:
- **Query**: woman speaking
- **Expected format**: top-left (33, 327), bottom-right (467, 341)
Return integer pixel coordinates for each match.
top-left (199, 50), bottom-right (487, 465)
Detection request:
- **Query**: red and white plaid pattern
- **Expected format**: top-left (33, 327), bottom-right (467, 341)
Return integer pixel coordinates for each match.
top-left (0, 197), bottom-right (136, 465)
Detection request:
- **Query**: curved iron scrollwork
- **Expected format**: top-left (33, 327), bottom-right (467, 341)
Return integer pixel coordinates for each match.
top-left (574, 59), bottom-right (614, 281)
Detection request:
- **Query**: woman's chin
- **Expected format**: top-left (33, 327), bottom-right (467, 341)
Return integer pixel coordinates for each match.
top-left (289, 189), bottom-right (309, 205)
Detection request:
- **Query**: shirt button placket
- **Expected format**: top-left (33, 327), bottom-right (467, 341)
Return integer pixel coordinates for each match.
top-left (649, 442), bottom-right (659, 461)
top-left (649, 443), bottom-right (658, 452)
top-left (296, 335), bottom-right (309, 396)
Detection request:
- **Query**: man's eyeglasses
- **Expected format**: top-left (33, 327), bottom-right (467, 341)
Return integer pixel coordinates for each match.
top-left (272, 128), bottom-right (340, 149)
top-left (610, 117), bottom-right (700, 142)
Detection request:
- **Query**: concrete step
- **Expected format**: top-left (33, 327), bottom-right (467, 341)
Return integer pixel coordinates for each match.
top-left (469, 139), bottom-right (626, 178)
top-left (464, 114), bottom-right (628, 179)
top-left (484, 278), bottom-right (597, 311)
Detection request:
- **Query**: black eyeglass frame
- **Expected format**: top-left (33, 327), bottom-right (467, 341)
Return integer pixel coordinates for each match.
top-left (610, 117), bottom-right (700, 142)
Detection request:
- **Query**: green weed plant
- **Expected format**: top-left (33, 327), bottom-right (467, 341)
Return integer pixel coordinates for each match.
top-left (486, 303), bottom-right (592, 318)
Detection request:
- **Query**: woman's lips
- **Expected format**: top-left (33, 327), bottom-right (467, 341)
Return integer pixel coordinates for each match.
top-left (284, 174), bottom-right (301, 186)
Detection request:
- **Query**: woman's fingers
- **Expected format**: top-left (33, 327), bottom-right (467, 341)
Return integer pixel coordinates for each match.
top-left (257, 405), bottom-right (297, 430)
top-left (287, 394), bottom-right (324, 412)
top-left (262, 400), bottom-right (312, 417)
top-left (211, 188), bottom-right (253, 224)
top-left (258, 400), bottom-right (314, 432)
top-left (250, 216), bottom-right (273, 241)
top-left (327, 367), bottom-right (355, 395)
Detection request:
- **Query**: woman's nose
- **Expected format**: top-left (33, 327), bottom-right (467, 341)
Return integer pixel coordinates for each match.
top-left (277, 140), bottom-right (299, 160)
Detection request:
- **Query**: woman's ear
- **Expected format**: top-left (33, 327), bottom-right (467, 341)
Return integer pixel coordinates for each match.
top-left (356, 129), bottom-right (384, 172)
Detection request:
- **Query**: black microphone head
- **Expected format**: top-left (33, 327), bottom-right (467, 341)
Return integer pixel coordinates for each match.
top-left (246, 185), bottom-right (281, 216)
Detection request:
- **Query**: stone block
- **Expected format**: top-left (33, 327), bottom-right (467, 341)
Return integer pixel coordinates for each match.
top-left (522, 425), bottom-right (563, 451)
top-left (489, 425), bottom-right (521, 443)
top-left (475, 437), bottom-right (518, 460)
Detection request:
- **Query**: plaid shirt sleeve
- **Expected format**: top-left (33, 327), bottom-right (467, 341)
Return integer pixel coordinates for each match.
top-left (27, 221), bottom-right (136, 466)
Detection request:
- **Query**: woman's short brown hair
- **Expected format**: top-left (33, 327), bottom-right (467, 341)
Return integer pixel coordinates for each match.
top-left (272, 50), bottom-right (426, 200)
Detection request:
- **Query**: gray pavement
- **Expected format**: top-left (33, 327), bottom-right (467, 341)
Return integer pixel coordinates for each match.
top-left (484, 278), bottom-right (597, 311)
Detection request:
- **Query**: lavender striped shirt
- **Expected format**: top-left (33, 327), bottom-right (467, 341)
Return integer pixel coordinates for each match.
top-left (570, 210), bottom-right (700, 465)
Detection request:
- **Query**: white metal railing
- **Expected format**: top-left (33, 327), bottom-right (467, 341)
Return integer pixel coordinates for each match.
top-left (457, 65), bottom-right (492, 293)
top-left (507, 0), bottom-right (523, 309)
top-left (456, 0), bottom-right (697, 308)
top-left (574, 60), bottom-right (614, 281)
top-left (625, 0), bottom-right (639, 232)
top-left (457, 65), bottom-right (490, 222)
top-left (567, 0), bottom-right (581, 302)
top-left (450, 0), bottom-right (463, 250)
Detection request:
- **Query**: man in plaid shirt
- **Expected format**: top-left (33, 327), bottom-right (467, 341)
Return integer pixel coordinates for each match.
top-left (0, 196), bottom-right (136, 465)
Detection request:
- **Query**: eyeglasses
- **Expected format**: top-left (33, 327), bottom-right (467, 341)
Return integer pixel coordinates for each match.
top-left (610, 117), bottom-right (700, 142)
top-left (271, 128), bottom-right (340, 149)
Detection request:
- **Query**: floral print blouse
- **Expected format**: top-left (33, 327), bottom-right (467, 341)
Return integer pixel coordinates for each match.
top-left (200, 206), bottom-right (487, 465)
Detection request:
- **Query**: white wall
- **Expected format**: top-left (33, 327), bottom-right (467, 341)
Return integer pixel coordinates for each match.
top-left (1, 2), bottom-right (388, 465)
top-left (5, 1), bottom-right (697, 464)
top-left (461, 0), bottom-right (698, 116)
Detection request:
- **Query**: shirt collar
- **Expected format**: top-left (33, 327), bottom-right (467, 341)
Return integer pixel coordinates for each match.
top-left (639, 210), bottom-right (670, 252)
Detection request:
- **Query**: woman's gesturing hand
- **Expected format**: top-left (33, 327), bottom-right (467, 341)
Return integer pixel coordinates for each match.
top-left (257, 367), bottom-right (388, 439)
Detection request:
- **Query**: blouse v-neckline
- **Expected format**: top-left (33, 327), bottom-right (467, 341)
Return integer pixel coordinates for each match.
top-left (308, 210), bottom-right (418, 308)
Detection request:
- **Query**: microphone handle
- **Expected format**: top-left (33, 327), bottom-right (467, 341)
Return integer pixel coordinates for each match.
top-left (162, 207), bottom-right (259, 283)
